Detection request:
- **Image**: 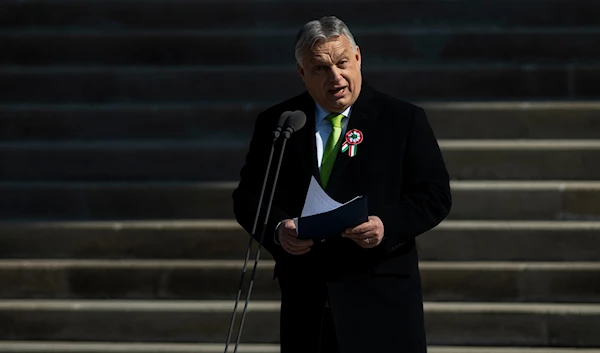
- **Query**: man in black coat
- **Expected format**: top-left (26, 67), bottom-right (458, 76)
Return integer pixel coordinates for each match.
top-left (232, 16), bottom-right (452, 353)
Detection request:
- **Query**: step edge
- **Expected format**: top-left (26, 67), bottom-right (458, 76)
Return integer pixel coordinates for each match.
top-left (2, 139), bottom-right (600, 149)
top-left (0, 300), bottom-right (598, 314)
top-left (0, 342), bottom-right (599, 353)
top-left (1, 219), bottom-right (600, 231)
top-left (0, 259), bottom-right (598, 271)
top-left (1, 342), bottom-right (597, 353)
top-left (1, 180), bottom-right (599, 189)
top-left (5, 27), bottom-right (600, 36)
top-left (2, 101), bottom-right (600, 110)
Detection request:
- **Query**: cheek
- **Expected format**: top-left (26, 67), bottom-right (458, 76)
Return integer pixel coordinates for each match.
top-left (349, 73), bottom-right (361, 87)
top-left (307, 75), bottom-right (325, 85)
top-left (305, 77), bottom-right (322, 91)
top-left (342, 71), bottom-right (353, 82)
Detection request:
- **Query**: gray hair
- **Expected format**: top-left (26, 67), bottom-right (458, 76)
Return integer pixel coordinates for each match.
top-left (294, 16), bottom-right (358, 66)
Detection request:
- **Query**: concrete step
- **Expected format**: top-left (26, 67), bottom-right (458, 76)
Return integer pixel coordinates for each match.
top-left (0, 342), bottom-right (283, 353)
top-left (1, 140), bottom-right (600, 181)
top-left (1, 220), bottom-right (599, 262)
top-left (3, 29), bottom-right (600, 66)
top-left (0, 260), bottom-right (597, 303)
top-left (0, 300), bottom-right (599, 346)
top-left (1, 181), bottom-right (599, 221)
top-left (1, 343), bottom-right (599, 353)
top-left (0, 103), bottom-right (262, 141)
top-left (1, 0), bottom-right (599, 29)
top-left (0, 65), bottom-right (584, 102)
top-left (420, 221), bottom-right (600, 262)
top-left (2, 102), bottom-right (600, 140)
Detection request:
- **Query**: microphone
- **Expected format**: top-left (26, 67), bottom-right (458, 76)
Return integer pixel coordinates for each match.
top-left (273, 111), bottom-right (293, 139)
top-left (224, 110), bottom-right (293, 353)
top-left (228, 110), bottom-right (305, 353)
top-left (282, 110), bottom-right (307, 139)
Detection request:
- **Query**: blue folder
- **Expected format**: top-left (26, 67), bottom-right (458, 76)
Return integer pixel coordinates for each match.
top-left (296, 196), bottom-right (369, 240)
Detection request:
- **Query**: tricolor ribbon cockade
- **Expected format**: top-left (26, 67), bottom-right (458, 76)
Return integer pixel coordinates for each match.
top-left (341, 129), bottom-right (363, 157)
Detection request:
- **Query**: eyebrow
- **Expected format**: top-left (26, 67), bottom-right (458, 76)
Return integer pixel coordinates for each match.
top-left (310, 54), bottom-right (348, 66)
top-left (310, 59), bottom-right (331, 67)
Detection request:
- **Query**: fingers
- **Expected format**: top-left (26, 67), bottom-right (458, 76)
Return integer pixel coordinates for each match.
top-left (341, 216), bottom-right (384, 249)
top-left (344, 221), bottom-right (376, 235)
top-left (283, 246), bottom-right (311, 255)
top-left (342, 225), bottom-right (382, 248)
top-left (354, 236), bottom-right (381, 249)
top-left (283, 236), bottom-right (312, 250)
top-left (342, 228), bottom-right (378, 240)
top-left (282, 219), bottom-right (297, 231)
top-left (279, 226), bottom-right (311, 246)
top-left (278, 222), bottom-right (313, 255)
top-left (281, 241), bottom-right (311, 255)
top-left (362, 235), bottom-right (381, 247)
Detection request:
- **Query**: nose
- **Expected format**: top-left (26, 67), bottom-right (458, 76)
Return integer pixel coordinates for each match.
top-left (328, 66), bottom-right (343, 83)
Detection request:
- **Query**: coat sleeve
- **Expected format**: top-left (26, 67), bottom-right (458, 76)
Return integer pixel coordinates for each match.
top-left (232, 112), bottom-right (291, 260)
top-left (373, 107), bottom-right (452, 255)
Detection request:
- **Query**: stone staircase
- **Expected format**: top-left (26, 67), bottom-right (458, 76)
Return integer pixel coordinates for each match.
top-left (1, 0), bottom-right (600, 352)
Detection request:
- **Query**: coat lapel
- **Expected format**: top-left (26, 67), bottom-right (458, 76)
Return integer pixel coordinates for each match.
top-left (286, 85), bottom-right (379, 195)
top-left (326, 85), bottom-right (379, 192)
top-left (287, 92), bottom-right (321, 183)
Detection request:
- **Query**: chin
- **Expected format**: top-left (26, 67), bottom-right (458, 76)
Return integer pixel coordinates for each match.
top-left (332, 99), bottom-right (349, 109)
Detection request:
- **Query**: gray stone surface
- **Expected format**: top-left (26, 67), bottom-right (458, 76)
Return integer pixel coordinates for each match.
top-left (0, 342), bottom-right (598, 353)
top-left (1, 141), bottom-right (600, 181)
top-left (0, 66), bottom-right (571, 103)
top-left (419, 221), bottom-right (600, 261)
top-left (424, 102), bottom-right (600, 139)
top-left (2, 182), bottom-right (600, 221)
top-left (3, 30), bottom-right (600, 66)
top-left (425, 303), bottom-right (600, 347)
top-left (0, 182), bottom-right (238, 220)
top-left (0, 300), bottom-right (599, 346)
top-left (0, 220), bottom-right (251, 259)
top-left (0, 260), bottom-right (598, 303)
top-left (1, 102), bottom-right (599, 141)
top-left (575, 66), bottom-right (600, 98)
top-left (0, 103), bottom-right (262, 141)
top-left (1, 220), bottom-right (599, 261)
top-left (2, 0), bottom-right (600, 29)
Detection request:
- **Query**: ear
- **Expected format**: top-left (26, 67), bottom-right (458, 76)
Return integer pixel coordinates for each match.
top-left (355, 46), bottom-right (361, 70)
top-left (297, 62), bottom-right (305, 82)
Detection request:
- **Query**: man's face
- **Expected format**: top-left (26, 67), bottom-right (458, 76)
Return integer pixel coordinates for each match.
top-left (297, 35), bottom-right (362, 113)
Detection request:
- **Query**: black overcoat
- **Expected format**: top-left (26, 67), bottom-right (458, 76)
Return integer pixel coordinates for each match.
top-left (233, 83), bottom-right (452, 353)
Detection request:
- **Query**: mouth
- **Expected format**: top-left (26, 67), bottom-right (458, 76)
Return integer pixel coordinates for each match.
top-left (328, 87), bottom-right (347, 98)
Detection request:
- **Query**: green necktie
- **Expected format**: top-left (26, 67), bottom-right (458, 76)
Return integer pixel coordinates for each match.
top-left (320, 113), bottom-right (344, 188)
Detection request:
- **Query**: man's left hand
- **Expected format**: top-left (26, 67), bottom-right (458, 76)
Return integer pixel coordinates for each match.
top-left (342, 215), bottom-right (384, 248)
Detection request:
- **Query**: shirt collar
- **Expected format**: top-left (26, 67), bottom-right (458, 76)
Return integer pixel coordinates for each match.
top-left (315, 102), bottom-right (353, 126)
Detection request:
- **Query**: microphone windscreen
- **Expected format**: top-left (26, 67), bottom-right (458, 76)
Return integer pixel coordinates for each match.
top-left (277, 111), bottom-right (293, 127)
top-left (285, 110), bottom-right (307, 132)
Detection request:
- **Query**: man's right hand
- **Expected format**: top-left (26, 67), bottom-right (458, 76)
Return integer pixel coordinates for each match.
top-left (277, 219), bottom-right (313, 255)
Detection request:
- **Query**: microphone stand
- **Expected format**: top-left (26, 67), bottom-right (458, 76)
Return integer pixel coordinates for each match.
top-left (232, 130), bottom-right (292, 353)
top-left (223, 134), bottom-right (281, 353)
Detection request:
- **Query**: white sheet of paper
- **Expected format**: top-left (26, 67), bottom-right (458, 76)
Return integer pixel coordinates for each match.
top-left (293, 176), bottom-right (362, 232)
top-left (301, 176), bottom-right (343, 217)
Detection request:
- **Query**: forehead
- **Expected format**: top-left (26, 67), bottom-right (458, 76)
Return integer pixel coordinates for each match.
top-left (305, 36), bottom-right (353, 62)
